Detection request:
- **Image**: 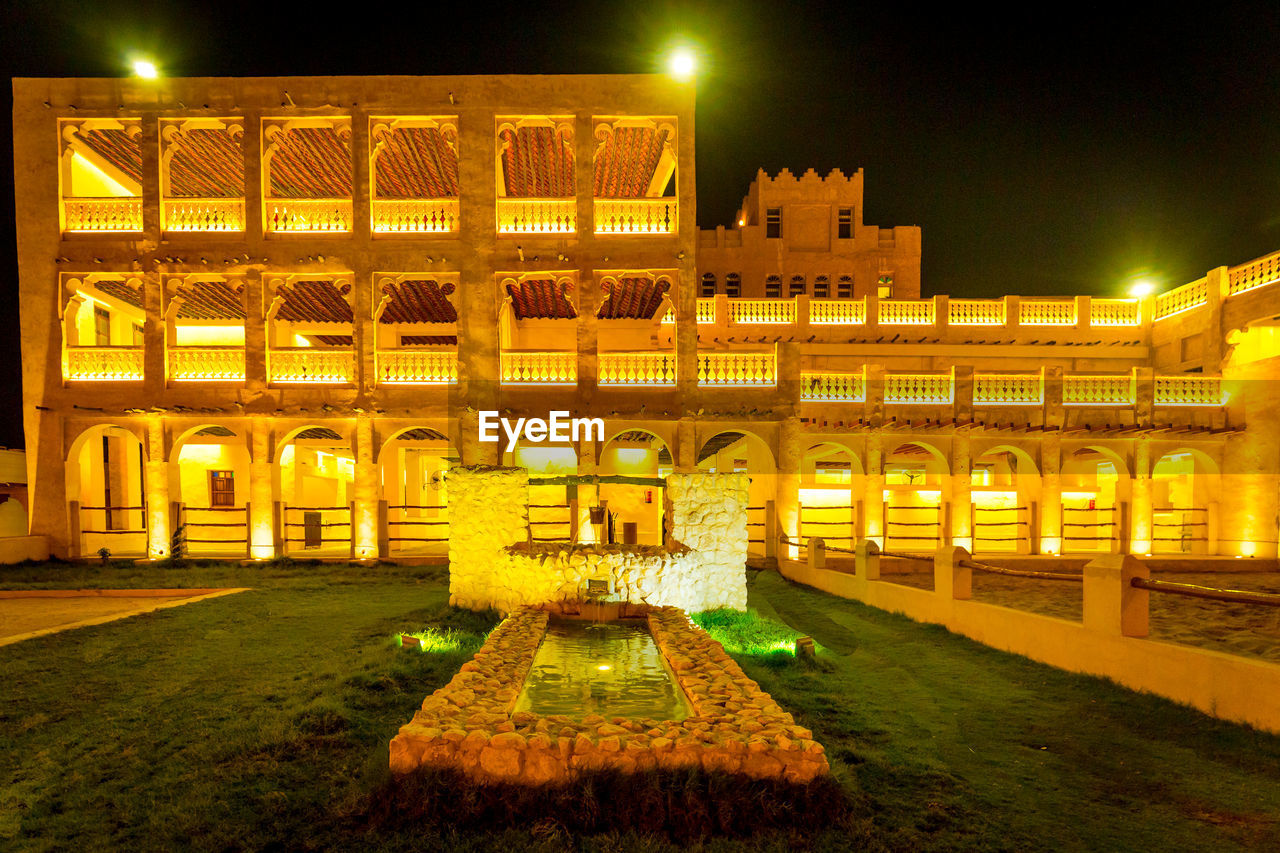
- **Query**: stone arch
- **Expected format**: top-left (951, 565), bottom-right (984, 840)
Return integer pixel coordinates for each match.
top-left (598, 428), bottom-right (673, 545)
top-left (1061, 445), bottom-right (1131, 553)
top-left (65, 423), bottom-right (148, 557)
top-left (168, 423), bottom-right (251, 513)
top-left (970, 443), bottom-right (1041, 555)
top-left (378, 425), bottom-right (458, 556)
top-left (274, 424), bottom-right (356, 556)
top-left (800, 441), bottom-right (863, 550)
top-left (697, 428), bottom-right (776, 557)
top-left (1151, 446), bottom-right (1221, 555)
top-left (883, 440), bottom-right (949, 552)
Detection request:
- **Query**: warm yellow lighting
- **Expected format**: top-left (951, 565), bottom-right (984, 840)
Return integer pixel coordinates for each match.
top-left (668, 47), bottom-right (697, 80)
top-left (597, 664), bottom-right (611, 672)
top-left (132, 60), bottom-right (159, 79)
top-left (1128, 280), bottom-right (1156, 298)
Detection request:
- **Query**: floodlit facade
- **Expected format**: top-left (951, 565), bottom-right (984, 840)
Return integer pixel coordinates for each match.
top-left (12, 74), bottom-right (1280, 562)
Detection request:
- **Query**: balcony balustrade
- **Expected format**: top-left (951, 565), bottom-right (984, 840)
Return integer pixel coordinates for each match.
top-left (879, 299), bottom-right (935, 325)
top-left (372, 199), bottom-right (459, 234)
top-left (593, 198), bottom-right (677, 234)
top-left (377, 350), bottom-right (458, 384)
top-left (64, 346), bottom-right (144, 381)
top-left (697, 351), bottom-right (776, 386)
top-left (1021, 300), bottom-right (1077, 326)
top-left (730, 299), bottom-right (796, 324)
top-left (661, 298), bottom-right (716, 324)
top-left (1228, 250), bottom-right (1280, 296)
top-left (496, 199), bottom-right (576, 234)
top-left (949, 299), bottom-right (1005, 325)
top-left (169, 347), bottom-right (245, 381)
top-left (265, 199), bottom-right (353, 234)
top-left (1154, 278), bottom-right (1208, 320)
top-left (501, 351), bottom-right (577, 384)
top-left (1155, 376), bottom-right (1224, 406)
top-left (885, 372), bottom-right (953, 404)
top-left (1090, 299), bottom-right (1141, 326)
top-left (801, 371), bottom-right (866, 402)
top-left (1064, 374), bottom-right (1134, 406)
top-left (974, 373), bottom-right (1043, 405)
top-left (598, 352), bottom-right (677, 386)
top-left (63, 198), bottom-right (143, 232)
top-left (163, 199), bottom-right (245, 232)
top-left (269, 348), bottom-right (355, 383)
top-left (810, 299), bottom-right (866, 325)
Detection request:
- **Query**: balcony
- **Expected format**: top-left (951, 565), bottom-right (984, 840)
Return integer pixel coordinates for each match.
top-left (1155, 376), bottom-right (1224, 406)
top-left (949, 299), bottom-right (1005, 326)
top-left (163, 199), bottom-right (245, 233)
top-left (594, 198), bottom-right (677, 234)
top-left (1064, 375), bottom-right (1134, 406)
top-left (885, 373), bottom-right (954, 404)
top-left (376, 350), bottom-right (458, 384)
top-left (63, 198), bottom-right (143, 233)
top-left (697, 352), bottom-right (776, 387)
top-left (810, 299), bottom-right (866, 325)
top-left (729, 299), bottom-right (796, 324)
top-left (598, 352), bottom-right (677, 386)
top-left (974, 373), bottom-right (1043, 405)
top-left (497, 199), bottom-right (576, 234)
top-left (265, 199), bottom-right (353, 234)
top-left (170, 347), bottom-right (245, 381)
top-left (372, 199), bottom-right (459, 234)
top-left (1090, 299), bottom-right (1141, 327)
top-left (64, 346), bottom-right (144, 381)
top-left (269, 348), bottom-right (354, 383)
top-left (801, 371), bottom-right (865, 402)
top-left (501, 351), bottom-right (577, 385)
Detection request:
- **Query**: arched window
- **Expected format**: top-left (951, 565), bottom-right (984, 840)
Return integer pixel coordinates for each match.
top-left (814, 275), bottom-right (830, 298)
top-left (726, 273), bottom-right (741, 297)
top-left (765, 275), bottom-right (782, 298)
top-left (701, 273), bottom-right (717, 297)
top-left (837, 275), bottom-right (853, 299)
top-left (789, 275), bottom-right (806, 297)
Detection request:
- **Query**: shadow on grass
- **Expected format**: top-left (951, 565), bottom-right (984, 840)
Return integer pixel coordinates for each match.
top-left (361, 765), bottom-right (852, 845)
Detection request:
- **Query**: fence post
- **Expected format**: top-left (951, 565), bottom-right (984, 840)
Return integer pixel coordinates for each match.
top-left (170, 502), bottom-right (182, 555)
top-left (243, 503), bottom-right (252, 559)
top-left (348, 500), bottom-right (357, 559)
top-left (272, 500), bottom-right (283, 556)
top-left (1207, 500), bottom-right (1220, 555)
top-left (1083, 554), bottom-right (1149, 638)
top-left (378, 499), bottom-right (389, 558)
top-left (934, 545), bottom-right (972, 600)
top-left (1025, 500), bottom-right (1038, 555)
top-left (69, 500), bottom-right (81, 558)
top-left (855, 539), bottom-right (880, 580)
top-left (807, 537), bottom-right (826, 571)
top-left (764, 500), bottom-right (777, 560)
top-left (1117, 501), bottom-right (1131, 555)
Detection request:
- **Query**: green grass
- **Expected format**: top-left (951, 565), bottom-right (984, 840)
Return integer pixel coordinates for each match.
top-left (2, 561), bottom-right (1279, 850)
top-left (691, 607), bottom-right (804, 661)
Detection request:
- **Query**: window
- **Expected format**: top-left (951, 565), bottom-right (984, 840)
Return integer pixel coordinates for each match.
top-left (131, 323), bottom-right (144, 346)
top-left (837, 276), bottom-right (853, 299)
top-left (765, 207), bottom-right (782, 238)
top-left (789, 276), bottom-right (806, 297)
top-left (726, 273), bottom-right (741, 297)
top-left (765, 275), bottom-right (782, 298)
top-left (814, 276), bottom-right (830, 298)
top-left (209, 471), bottom-right (235, 506)
top-left (701, 273), bottom-right (717, 297)
top-left (94, 306), bottom-right (110, 346)
top-left (877, 274), bottom-right (894, 299)
top-left (837, 207), bottom-right (853, 239)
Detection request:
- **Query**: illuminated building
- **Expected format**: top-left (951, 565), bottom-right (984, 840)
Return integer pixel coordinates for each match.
top-left (11, 75), bottom-right (1278, 562)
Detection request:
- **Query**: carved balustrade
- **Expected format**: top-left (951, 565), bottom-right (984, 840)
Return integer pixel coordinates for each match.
top-left (169, 347), bottom-right (245, 381)
top-left (500, 351), bottom-right (578, 384)
top-left (1154, 278), bottom-right (1208, 319)
top-left (801, 371), bottom-right (866, 402)
top-left (1020, 300), bottom-right (1077, 325)
top-left (496, 199), bottom-right (576, 234)
top-left (729, 299), bottom-right (796, 324)
top-left (163, 199), bottom-right (245, 232)
top-left (810, 299), bottom-right (866, 325)
top-left (949, 299), bottom-right (1006, 325)
top-left (598, 352), bottom-right (677, 386)
top-left (1090, 299), bottom-right (1141, 326)
top-left (269, 348), bottom-right (355, 383)
top-left (974, 373), bottom-right (1043, 405)
top-left (1064, 374), bottom-right (1134, 405)
top-left (64, 346), bottom-right (144, 381)
top-left (372, 199), bottom-right (460, 234)
top-left (594, 198), bottom-right (677, 234)
top-left (1154, 376), bottom-right (1224, 406)
top-left (697, 352), bottom-right (777, 386)
top-left (879, 299), bottom-right (935, 325)
top-left (377, 350), bottom-right (458, 384)
top-left (63, 198), bottom-right (143, 232)
top-left (265, 199), bottom-right (353, 234)
top-left (885, 372), bottom-right (953, 404)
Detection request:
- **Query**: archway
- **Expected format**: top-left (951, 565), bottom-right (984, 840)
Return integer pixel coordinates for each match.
top-left (170, 424), bottom-right (251, 556)
top-left (1152, 448), bottom-right (1220, 554)
top-left (696, 429), bottom-right (775, 557)
top-left (883, 441), bottom-right (948, 552)
top-left (970, 444), bottom-right (1041, 554)
top-left (1061, 445), bottom-right (1130, 553)
top-left (598, 429), bottom-right (672, 545)
top-left (503, 437), bottom-right (579, 544)
top-left (66, 424), bottom-right (147, 558)
top-left (799, 441), bottom-right (863, 550)
top-left (276, 426), bottom-right (354, 557)
top-left (378, 426), bottom-right (458, 556)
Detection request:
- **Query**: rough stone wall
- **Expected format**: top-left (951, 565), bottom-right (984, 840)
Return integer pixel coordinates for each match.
top-left (447, 468), bottom-right (748, 613)
top-left (446, 467), bottom-right (529, 610)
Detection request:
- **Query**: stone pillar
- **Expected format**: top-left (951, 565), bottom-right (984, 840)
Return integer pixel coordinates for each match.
top-left (1043, 365), bottom-right (1064, 429)
top-left (778, 417), bottom-right (802, 560)
top-left (855, 539), bottom-right (880, 580)
top-left (864, 434), bottom-right (885, 547)
top-left (243, 271), bottom-right (267, 390)
top-left (1130, 438), bottom-right (1153, 555)
top-left (1040, 434), bottom-right (1062, 554)
top-left (577, 435), bottom-right (599, 544)
top-left (447, 467), bottom-right (530, 610)
top-left (458, 409), bottom-right (496, 466)
top-left (144, 418), bottom-right (170, 559)
top-left (934, 545), bottom-right (972, 600)
top-left (141, 275), bottom-right (165, 396)
top-left (675, 418), bottom-right (696, 473)
top-left (1134, 367), bottom-right (1155, 427)
top-left (666, 472), bottom-right (749, 610)
top-left (950, 432), bottom-right (972, 550)
top-left (248, 422), bottom-right (276, 559)
top-left (807, 537), bottom-right (825, 571)
top-left (863, 364), bottom-right (885, 427)
top-left (952, 365), bottom-right (973, 422)
top-left (1083, 554), bottom-right (1149, 638)
top-left (1203, 266), bottom-right (1230, 373)
top-left (352, 417), bottom-right (379, 559)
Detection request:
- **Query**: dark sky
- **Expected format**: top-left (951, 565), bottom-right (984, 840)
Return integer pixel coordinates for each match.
top-left (2, 1), bottom-right (1278, 448)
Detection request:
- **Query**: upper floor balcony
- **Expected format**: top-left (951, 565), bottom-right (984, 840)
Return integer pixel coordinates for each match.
top-left (161, 118), bottom-right (245, 233)
top-left (59, 119), bottom-right (143, 234)
top-left (262, 118), bottom-right (353, 236)
top-left (371, 118), bottom-right (460, 235)
top-left (374, 276), bottom-right (459, 384)
top-left (592, 117), bottom-right (678, 235)
top-left (496, 118), bottom-right (577, 235)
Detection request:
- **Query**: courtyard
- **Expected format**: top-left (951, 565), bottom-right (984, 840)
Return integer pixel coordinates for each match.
top-left (2, 560), bottom-right (1277, 851)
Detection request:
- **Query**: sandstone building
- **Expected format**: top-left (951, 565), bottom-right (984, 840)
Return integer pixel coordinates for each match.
top-left (11, 74), bottom-right (1280, 563)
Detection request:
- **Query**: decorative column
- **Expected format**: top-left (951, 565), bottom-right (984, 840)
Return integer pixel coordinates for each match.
top-left (144, 418), bottom-right (171, 559)
top-left (352, 416), bottom-right (380, 559)
top-left (248, 422), bottom-right (276, 559)
top-left (1130, 438), bottom-right (1153, 555)
top-left (778, 417), bottom-right (802, 560)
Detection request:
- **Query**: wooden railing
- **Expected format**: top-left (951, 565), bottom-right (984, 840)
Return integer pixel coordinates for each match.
top-left (1064, 374), bottom-right (1134, 405)
top-left (372, 199), bottom-right (460, 234)
top-left (163, 198), bottom-right (245, 232)
top-left (885, 372), bottom-right (953, 404)
top-left (496, 198), bottom-right (576, 234)
top-left (63, 198), bottom-right (143, 232)
top-left (64, 346), bottom-right (144, 381)
top-left (697, 351), bottom-right (776, 386)
top-left (269, 348), bottom-right (355, 383)
top-left (265, 199), bottom-right (352, 233)
top-left (974, 373), bottom-right (1043, 405)
top-left (949, 299), bottom-right (1005, 325)
top-left (801, 371), bottom-right (865, 402)
top-left (377, 350), bottom-right (458, 384)
top-left (500, 351), bottom-right (577, 384)
top-left (1154, 376), bottom-right (1224, 406)
top-left (598, 352), bottom-right (677, 385)
top-left (169, 347), bottom-right (245, 381)
top-left (594, 198), bottom-right (677, 234)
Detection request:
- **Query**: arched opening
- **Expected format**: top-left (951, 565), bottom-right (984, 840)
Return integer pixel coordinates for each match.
top-left (66, 424), bottom-right (147, 557)
top-left (170, 424), bottom-right (251, 556)
top-left (276, 426), bottom-right (354, 557)
top-left (800, 442), bottom-right (862, 550)
top-left (884, 441), bottom-right (948, 552)
top-left (970, 445), bottom-right (1041, 554)
top-left (1152, 448), bottom-right (1220, 555)
top-left (378, 426), bottom-right (458, 556)
top-left (503, 437), bottom-right (579, 544)
top-left (1061, 446), bottom-right (1130, 553)
top-left (598, 429), bottom-right (672, 546)
top-left (696, 430), bottom-right (775, 557)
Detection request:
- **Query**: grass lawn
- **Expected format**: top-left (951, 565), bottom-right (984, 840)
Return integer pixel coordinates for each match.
top-left (1, 560), bottom-right (1278, 850)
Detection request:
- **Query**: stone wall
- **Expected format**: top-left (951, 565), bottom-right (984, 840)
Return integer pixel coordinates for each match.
top-left (447, 468), bottom-right (748, 613)
top-left (389, 605), bottom-right (829, 785)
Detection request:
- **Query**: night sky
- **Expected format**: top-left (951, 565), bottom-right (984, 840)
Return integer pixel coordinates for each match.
top-left (1, 1), bottom-right (1278, 449)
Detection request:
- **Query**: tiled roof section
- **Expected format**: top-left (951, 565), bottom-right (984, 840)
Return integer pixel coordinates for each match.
top-left (373, 126), bottom-right (459, 198)
top-left (266, 125), bottom-right (352, 199)
top-left (91, 279), bottom-right (143, 310)
top-left (379, 280), bottom-right (457, 324)
top-left (499, 125), bottom-right (575, 198)
top-left (75, 128), bottom-right (142, 186)
top-left (506, 279), bottom-right (577, 320)
top-left (166, 127), bottom-right (244, 198)
top-left (275, 280), bottom-right (353, 324)
top-left (397, 427), bottom-right (449, 441)
top-left (175, 281), bottom-right (246, 320)
top-left (697, 432), bottom-right (744, 463)
top-left (194, 425), bottom-right (236, 437)
top-left (593, 126), bottom-right (671, 198)
top-left (597, 277), bottom-right (669, 320)
top-left (312, 335), bottom-right (353, 346)
top-left (400, 335), bottom-right (458, 346)
top-left (295, 427), bottom-right (344, 442)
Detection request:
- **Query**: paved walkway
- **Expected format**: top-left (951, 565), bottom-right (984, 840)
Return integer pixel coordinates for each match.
top-left (0, 588), bottom-right (249, 646)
